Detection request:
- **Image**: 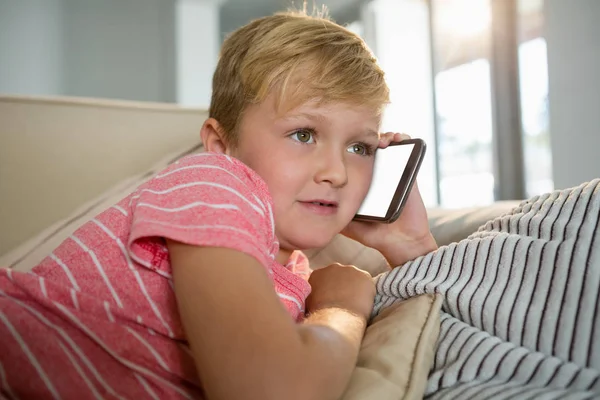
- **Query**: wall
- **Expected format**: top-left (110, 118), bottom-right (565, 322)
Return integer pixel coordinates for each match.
top-left (219, 0), bottom-right (362, 42)
top-left (0, 0), bottom-right (178, 103)
top-left (0, 0), bottom-right (65, 96)
top-left (545, 0), bottom-right (600, 189)
top-left (1, 0), bottom-right (362, 105)
top-left (62, 0), bottom-right (176, 103)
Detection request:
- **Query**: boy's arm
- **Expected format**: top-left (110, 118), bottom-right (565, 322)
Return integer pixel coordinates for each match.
top-left (169, 241), bottom-right (366, 400)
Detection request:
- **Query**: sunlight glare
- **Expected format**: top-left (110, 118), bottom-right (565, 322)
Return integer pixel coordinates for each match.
top-left (439, 0), bottom-right (491, 38)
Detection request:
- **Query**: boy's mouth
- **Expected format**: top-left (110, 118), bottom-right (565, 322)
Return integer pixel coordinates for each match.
top-left (299, 199), bottom-right (339, 216)
top-left (304, 199), bottom-right (338, 207)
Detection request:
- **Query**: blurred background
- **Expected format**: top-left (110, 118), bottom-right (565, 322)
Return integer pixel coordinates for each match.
top-left (1, 0), bottom-right (598, 208)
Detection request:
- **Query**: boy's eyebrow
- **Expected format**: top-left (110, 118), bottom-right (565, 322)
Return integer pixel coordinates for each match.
top-left (351, 129), bottom-right (380, 143)
top-left (362, 130), bottom-right (380, 142)
top-left (282, 112), bottom-right (327, 122)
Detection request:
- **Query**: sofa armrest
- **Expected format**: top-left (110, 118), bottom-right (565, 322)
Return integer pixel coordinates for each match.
top-left (0, 95), bottom-right (207, 255)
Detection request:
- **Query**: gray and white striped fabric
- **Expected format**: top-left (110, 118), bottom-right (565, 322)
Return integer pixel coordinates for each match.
top-left (372, 179), bottom-right (600, 399)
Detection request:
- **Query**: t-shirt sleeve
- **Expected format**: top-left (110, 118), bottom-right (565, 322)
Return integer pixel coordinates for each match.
top-left (127, 153), bottom-right (276, 277)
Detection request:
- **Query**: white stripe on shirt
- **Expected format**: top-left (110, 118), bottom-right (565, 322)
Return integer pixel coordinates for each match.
top-left (0, 289), bottom-right (126, 400)
top-left (155, 165), bottom-right (248, 188)
top-left (136, 201), bottom-right (239, 213)
top-left (93, 219), bottom-right (174, 338)
top-left (70, 288), bottom-right (80, 311)
top-left (0, 359), bottom-right (17, 400)
top-left (266, 202), bottom-right (276, 244)
top-left (0, 310), bottom-right (61, 400)
top-left (70, 235), bottom-right (123, 308)
top-left (125, 327), bottom-right (170, 372)
top-left (252, 193), bottom-right (267, 213)
top-left (57, 341), bottom-right (103, 400)
top-left (104, 301), bottom-right (115, 323)
top-left (135, 374), bottom-right (160, 400)
top-left (277, 292), bottom-right (303, 311)
top-left (131, 219), bottom-right (256, 242)
top-left (52, 302), bottom-right (194, 400)
top-left (134, 182), bottom-right (264, 216)
top-left (112, 205), bottom-right (128, 217)
top-left (39, 277), bottom-right (48, 298)
top-left (180, 153), bottom-right (215, 161)
top-left (50, 253), bottom-right (81, 291)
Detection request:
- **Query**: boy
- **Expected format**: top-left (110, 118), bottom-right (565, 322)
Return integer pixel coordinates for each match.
top-left (0, 11), bottom-right (437, 400)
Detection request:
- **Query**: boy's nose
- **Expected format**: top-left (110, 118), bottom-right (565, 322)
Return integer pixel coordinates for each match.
top-left (314, 152), bottom-right (348, 188)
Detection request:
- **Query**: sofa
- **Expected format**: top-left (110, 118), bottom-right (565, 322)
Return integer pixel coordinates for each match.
top-left (0, 95), bottom-right (523, 399)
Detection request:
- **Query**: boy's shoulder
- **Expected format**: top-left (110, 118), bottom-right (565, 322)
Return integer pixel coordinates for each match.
top-left (150, 152), bottom-right (272, 203)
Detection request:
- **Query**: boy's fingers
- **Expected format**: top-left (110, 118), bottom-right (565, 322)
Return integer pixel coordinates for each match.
top-left (379, 132), bottom-right (412, 148)
top-left (378, 132), bottom-right (395, 148)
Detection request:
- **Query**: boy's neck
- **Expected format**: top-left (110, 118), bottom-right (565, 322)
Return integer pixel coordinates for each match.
top-left (276, 248), bottom-right (320, 265)
top-left (276, 249), bottom-right (293, 264)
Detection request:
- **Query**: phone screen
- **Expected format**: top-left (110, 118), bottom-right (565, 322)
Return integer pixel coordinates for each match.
top-left (357, 142), bottom-right (415, 218)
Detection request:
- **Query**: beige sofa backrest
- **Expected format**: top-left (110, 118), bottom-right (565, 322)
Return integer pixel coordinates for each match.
top-left (0, 96), bottom-right (207, 255)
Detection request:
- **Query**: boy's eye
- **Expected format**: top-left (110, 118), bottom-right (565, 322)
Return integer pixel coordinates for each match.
top-left (291, 129), bottom-right (315, 144)
top-left (347, 143), bottom-right (373, 156)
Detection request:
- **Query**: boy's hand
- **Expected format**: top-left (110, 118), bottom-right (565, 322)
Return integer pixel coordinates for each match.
top-left (306, 263), bottom-right (375, 320)
top-left (342, 132), bottom-right (438, 267)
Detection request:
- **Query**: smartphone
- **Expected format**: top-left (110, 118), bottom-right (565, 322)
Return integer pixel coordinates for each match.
top-left (354, 138), bottom-right (426, 224)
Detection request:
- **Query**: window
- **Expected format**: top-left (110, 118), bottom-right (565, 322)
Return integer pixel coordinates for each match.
top-left (431, 0), bottom-right (495, 207)
top-left (356, 0), bottom-right (552, 207)
top-left (517, 0), bottom-right (553, 197)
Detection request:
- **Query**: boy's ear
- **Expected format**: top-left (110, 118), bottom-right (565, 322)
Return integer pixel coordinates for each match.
top-left (200, 118), bottom-right (230, 154)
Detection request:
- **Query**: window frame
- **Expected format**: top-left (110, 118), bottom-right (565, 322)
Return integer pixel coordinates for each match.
top-left (427, 0), bottom-right (527, 202)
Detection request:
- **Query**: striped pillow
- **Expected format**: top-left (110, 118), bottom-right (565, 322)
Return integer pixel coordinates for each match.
top-left (373, 179), bottom-right (600, 399)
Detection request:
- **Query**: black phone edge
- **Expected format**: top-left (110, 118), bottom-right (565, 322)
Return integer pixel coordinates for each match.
top-left (353, 138), bottom-right (427, 224)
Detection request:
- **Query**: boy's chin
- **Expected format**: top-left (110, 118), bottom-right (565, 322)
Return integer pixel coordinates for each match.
top-left (281, 231), bottom-right (338, 254)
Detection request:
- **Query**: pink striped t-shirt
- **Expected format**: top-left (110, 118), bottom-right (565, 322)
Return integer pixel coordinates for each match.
top-left (0, 152), bottom-right (312, 399)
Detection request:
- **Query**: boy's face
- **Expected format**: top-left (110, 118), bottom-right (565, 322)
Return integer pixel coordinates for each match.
top-left (230, 94), bottom-right (380, 259)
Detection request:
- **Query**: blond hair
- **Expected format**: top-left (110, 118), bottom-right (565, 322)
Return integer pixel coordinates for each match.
top-left (209, 11), bottom-right (390, 145)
